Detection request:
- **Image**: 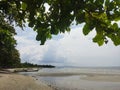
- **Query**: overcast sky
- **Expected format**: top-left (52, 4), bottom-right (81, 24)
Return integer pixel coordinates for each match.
top-left (15, 24), bottom-right (120, 67)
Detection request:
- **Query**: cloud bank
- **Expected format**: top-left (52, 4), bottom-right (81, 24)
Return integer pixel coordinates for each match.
top-left (15, 25), bottom-right (120, 67)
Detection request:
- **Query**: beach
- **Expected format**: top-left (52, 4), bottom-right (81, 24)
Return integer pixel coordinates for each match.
top-left (0, 67), bottom-right (120, 90)
top-left (36, 67), bottom-right (120, 90)
top-left (81, 73), bottom-right (120, 82)
top-left (0, 73), bottom-right (53, 90)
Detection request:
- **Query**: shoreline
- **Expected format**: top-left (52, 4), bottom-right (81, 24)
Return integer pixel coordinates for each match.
top-left (37, 72), bottom-right (120, 82)
top-left (1, 68), bottom-right (120, 90)
top-left (37, 72), bottom-right (120, 90)
top-left (0, 73), bottom-right (54, 90)
top-left (36, 72), bottom-right (120, 90)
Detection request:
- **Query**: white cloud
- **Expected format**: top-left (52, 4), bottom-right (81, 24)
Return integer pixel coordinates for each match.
top-left (53, 26), bottom-right (120, 66)
top-left (15, 25), bottom-right (120, 67)
top-left (15, 27), bottom-right (48, 64)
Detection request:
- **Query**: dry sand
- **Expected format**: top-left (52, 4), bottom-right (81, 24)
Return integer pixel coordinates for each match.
top-left (0, 73), bottom-right (53, 90)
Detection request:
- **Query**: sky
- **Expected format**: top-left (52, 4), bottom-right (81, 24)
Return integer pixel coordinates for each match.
top-left (15, 24), bottom-right (120, 67)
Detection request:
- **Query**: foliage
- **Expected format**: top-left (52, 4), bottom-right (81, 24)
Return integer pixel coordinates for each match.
top-left (21, 62), bottom-right (55, 68)
top-left (0, 0), bottom-right (120, 46)
top-left (0, 14), bottom-right (21, 68)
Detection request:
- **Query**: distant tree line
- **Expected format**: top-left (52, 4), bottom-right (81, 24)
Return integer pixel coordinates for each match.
top-left (21, 62), bottom-right (55, 68)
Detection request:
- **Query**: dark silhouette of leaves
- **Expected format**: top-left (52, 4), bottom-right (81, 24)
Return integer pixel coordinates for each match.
top-left (0, 0), bottom-right (120, 45)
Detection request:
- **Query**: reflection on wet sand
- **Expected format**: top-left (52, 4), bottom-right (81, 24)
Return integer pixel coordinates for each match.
top-left (35, 68), bottom-right (120, 90)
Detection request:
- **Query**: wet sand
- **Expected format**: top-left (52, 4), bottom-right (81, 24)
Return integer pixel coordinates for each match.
top-left (2, 68), bottom-right (120, 90)
top-left (37, 72), bottom-right (120, 82)
top-left (38, 72), bottom-right (120, 82)
top-left (0, 73), bottom-right (54, 90)
top-left (82, 73), bottom-right (120, 82)
top-left (36, 68), bottom-right (120, 90)
top-left (38, 73), bottom-right (120, 90)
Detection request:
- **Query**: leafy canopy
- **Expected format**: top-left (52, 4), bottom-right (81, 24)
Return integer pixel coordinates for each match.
top-left (0, 13), bottom-right (21, 68)
top-left (0, 0), bottom-right (120, 46)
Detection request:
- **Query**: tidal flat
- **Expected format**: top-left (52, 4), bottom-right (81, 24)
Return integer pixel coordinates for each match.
top-left (33, 67), bottom-right (120, 90)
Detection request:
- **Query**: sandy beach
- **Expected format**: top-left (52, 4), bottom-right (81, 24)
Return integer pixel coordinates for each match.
top-left (0, 73), bottom-right (53, 90)
top-left (1, 68), bottom-right (120, 90)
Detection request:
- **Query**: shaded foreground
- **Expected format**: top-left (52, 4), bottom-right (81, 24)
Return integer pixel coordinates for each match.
top-left (0, 73), bottom-right (53, 90)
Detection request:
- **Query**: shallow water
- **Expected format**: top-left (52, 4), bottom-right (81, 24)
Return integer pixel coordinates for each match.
top-left (37, 67), bottom-right (120, 75)
top-left (20, 67), bottom-right (120, 90)
top-left (38, 75), bottom-right (120, 90)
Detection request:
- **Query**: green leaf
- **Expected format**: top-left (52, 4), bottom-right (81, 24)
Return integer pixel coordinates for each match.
top-left (98, 39), bottom-right (104, 46)
top-left (112, 23), bottom-right (118, 30)
top-left (105, 0), bottom-right (110, 6)
top-left (107, 33), bottom-right (120, 46)
top-left (76, 11), bottom-right (85, 24)
top-left (36, 34), bottom-right (40, 41)
top-left (93, 32), bottom-right (104, 46)
top-left (66, 27), bottom-right (71, 32)
top-left (21, 2), bottom-right (27, 10)
top-left (83, 24), bottom-right (91, 35)
top-left (51, 26), bottom-right (59, 35)
top-left (117, 29), bottom-right (120, 37)
top-left (93, 34), bottom-right (101, 42)
top-left (111, 34), bottom-right (120, 46)
top-left (40, 37), bottom-right (46, 45)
